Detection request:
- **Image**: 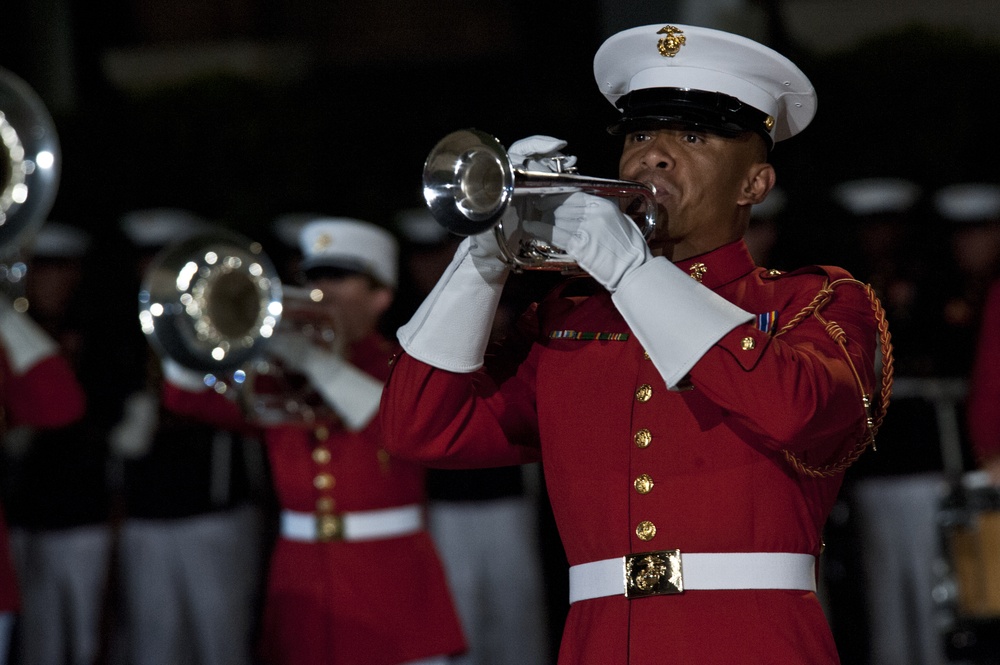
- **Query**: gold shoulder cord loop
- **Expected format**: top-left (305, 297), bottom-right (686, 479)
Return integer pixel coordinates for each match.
top-left (774, 278), bottom-right (895, 478)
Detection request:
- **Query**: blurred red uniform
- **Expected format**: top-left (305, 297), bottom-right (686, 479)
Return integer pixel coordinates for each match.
top-left (0, 323), bottom-right (86, 615)
top-left (968, 278), bottom-right (1000, 465)
top-left (163, 329), bottom-right (465, 665)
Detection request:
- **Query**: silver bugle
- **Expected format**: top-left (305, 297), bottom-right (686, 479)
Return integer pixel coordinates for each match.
top-left (422, 128), bottom-right (657, 271)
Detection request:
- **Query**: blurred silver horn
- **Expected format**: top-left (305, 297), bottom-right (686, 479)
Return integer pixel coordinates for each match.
top-left (139, 230), bottom-right (284, 374)
top-left (422, 128), bottom-right (657, 272)
top-left (0, 68), bottom-right (61, 299)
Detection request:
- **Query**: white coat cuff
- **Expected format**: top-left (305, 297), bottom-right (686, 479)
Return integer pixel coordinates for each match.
top-left (0, 301), bottom-right (58, 375)
top-left (396, 245), bottom-right (508, 373)
top-left (305, 351), bottom-right (384, 431)
top-left (612, 258), bottom-right (753, 389)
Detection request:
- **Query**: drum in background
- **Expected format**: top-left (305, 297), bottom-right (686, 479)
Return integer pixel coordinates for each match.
top-left (951, 508), bottom-right (1000, 617)
top-left (940, 472), bottom-right (1000, 664)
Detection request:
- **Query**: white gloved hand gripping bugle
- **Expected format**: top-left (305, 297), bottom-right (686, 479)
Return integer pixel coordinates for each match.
top-left (548, 192), bottom-right (753, 389)
top-left (398, 135), bottom-right (579, 373)
top-left (269, 333), bottom-right (384, 431)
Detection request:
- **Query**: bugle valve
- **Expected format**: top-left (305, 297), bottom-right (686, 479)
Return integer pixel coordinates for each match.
top-left (422, 128), bottom-right (658, 272)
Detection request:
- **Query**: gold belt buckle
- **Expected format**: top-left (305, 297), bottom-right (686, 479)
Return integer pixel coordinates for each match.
top-left (625, 549), bottom-right (683, 598)
top-left (316, 512), bottom-right (344, 542)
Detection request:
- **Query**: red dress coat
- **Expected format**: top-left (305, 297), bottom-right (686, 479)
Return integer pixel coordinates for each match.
top-left (0, 352), bottom-right (87, 612)
top-left (968, 278), bottom-right (1000, 463)
top-left (163, 333), bottom-right (465, 665)
top-left (380, 240), bottom-right (879, 665)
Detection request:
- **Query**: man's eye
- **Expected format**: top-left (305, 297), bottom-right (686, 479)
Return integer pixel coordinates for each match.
top-left (682, 133), bottom-right (702, 143)
top-left (629, 132), bottom-right (652, 143)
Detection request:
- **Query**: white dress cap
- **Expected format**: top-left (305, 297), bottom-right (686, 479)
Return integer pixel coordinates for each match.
top-left (32, 221), bottom-right (92, 259)
top-left (934, 183), bottom-right (1000, 223)
top-left (298, 217), bottom-right (399, 288)
top-left (832, 178), bottom-right (922, 217)
top-left (120, 208), bottom-right (209, 248)
top-left (593, 23), bottom-right (816, 144)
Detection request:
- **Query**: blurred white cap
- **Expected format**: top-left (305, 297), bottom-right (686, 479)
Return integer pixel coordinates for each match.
top-left (299, 217), bottom-right (398, 288)
top-left (934, 183), bottom-right (1000, 223)
top-left (832, 178), bottom-right (922, 217)
top-left (120, 208), bottom-right (209, 248)
top-left (33, 221), bottom-right (91, 258)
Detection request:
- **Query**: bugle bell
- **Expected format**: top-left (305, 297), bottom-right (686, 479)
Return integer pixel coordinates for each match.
top-left (138, 230), bottom-right (341, 423)
top-left (138, 229), bottom-right (285, 375)
top-left (422, 128), bottom-right (657, 271)
top-left (0, 67), bottom-right (61, 305)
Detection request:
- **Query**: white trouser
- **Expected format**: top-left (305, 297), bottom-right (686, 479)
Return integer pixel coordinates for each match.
top-left (8, 524), bottom-right (113, 665)
top-left (429, 497), bottom-right (549, 665)
top-left (111, 504), bottom-right (266, 665)
top-left (854, 473), bottom-right (950, 665)
top-left (0, 612), bottom-right (13, 665)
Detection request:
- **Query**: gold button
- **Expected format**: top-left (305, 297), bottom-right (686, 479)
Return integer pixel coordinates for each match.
top-left (314, 425), bottom-right (330, 441)
top-left (316, 496), bottom-right (335, 512)
top-left (636, 520), bottom-right (657, 541)
top-left (634, 474), bottom-right (654, 494)
top-left (643, 350), bottom-right (650, 360)
top-left (741, 336), bottom-right (755, 351)
top-left (312, 447), bottom-right (331, 464)
top-left (635, 384), bottom-right (653, 403)
top-left (634, 428), bottom-right (652, 449)
top-left (314, 473), bottom-right (335, 490)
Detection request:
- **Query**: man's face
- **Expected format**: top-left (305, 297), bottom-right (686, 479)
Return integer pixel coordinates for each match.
top-left (307, 273), bottom-right (390, 345)
top-left (618, 126), bottom-right (773, 260)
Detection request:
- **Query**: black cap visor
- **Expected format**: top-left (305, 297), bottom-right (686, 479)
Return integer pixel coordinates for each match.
top-left (608, 88), bottom-right (773, 148)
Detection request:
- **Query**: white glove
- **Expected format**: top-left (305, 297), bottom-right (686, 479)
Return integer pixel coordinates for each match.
top-left (508, 135), bottom-right (577, 173)
top-left (109, 390), bottom-right (160, 458)
top-left (547, 192), bottom-right (652, 292)
top-left (0, 297), bottom-right (58, 375)
top-left (267, 333), bottom-right (310, 374)
top-left (613, 259), bottom-right (754, 389)
top-left (397, 229), bottom-right (509, 372)
top-left (270, 333), bottom-right (383, 431)
top-left (161, 357), bottom-right (210, 391)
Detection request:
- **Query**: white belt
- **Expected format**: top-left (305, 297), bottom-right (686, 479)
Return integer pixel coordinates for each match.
top-left (569, 551), bottom-right (816, 603)
top-left (280, 505), bottom-right (423, 542)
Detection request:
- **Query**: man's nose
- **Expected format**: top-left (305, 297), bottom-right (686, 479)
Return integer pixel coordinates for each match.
top-left (640, 137), bottom-right (674, 170)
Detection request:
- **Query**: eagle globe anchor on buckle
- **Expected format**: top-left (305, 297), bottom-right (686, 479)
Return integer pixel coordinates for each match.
top-left (625, 549), bottom-right (684, 598)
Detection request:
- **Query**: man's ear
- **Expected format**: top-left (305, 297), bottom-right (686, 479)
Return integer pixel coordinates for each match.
top-left (372, 286), bottom-right (394, 317)
top-left (738, 163), bottom-right (776, 207)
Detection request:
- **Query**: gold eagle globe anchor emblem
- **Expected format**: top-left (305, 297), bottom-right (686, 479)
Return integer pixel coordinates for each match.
top-left (657, 26), bottom-right (686, 57)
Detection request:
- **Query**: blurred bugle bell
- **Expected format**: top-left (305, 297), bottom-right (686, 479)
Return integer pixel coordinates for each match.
top-left (139, 230), bottom-right (335, 422)
top-left (0, 67), bottom-right (61, 305)
top-left (422, 128), bottom-right (657, 272)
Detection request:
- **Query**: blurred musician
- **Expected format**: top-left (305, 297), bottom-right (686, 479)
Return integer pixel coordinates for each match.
top-left (161, 217), bottom-right (465, 665)
top-left (0, 236), bottom-right (87, 662)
